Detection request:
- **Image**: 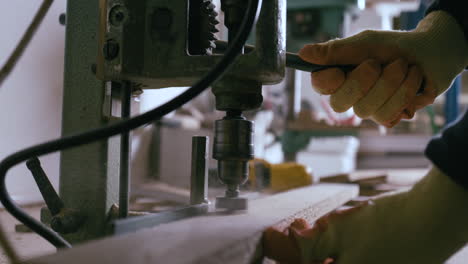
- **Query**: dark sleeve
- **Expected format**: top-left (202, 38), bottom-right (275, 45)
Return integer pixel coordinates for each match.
top-left (426, 0), bottom-right (468, 41)
top-left (425, 110), bottom-right (468, 189)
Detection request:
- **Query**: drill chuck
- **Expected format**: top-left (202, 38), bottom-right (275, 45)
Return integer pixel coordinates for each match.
top-left (213, 116), bottom-right (254, 198)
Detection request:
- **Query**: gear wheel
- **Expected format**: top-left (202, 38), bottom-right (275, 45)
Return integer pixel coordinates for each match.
top-left (188, 0), bottom-right (220, 55)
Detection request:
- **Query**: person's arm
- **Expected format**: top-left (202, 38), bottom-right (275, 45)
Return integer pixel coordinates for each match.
top-left (426, 0), bottom-right (468, 41)
top-left (299, 9), bottom-right (468, 127)
top-left (263, 166), bottom-right (468, 264)
top-left (426, 110), bottom-right (468, 190)
top-left (263, 5), bottom-right (468, 262)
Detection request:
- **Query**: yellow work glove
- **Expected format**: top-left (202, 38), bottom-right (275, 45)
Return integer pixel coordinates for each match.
top-left (299, 11), bottom-right (468, 127)
top-left (263, 166), bottom-right (468, 263)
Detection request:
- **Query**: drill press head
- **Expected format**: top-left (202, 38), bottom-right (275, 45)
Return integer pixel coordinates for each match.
top-left (213, 111), bottom-right (254, 210)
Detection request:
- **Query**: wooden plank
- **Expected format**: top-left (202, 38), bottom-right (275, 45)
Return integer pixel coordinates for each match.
top-left (30, 184), bottom-right (358, 264)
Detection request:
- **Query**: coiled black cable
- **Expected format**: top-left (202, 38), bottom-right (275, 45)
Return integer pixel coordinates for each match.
top-left (0, 0), bottom-right (262, 249)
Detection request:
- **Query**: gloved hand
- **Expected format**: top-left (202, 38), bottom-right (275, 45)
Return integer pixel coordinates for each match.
top-left (299, 11), bottom-right (468, 127)
top-left (263, 166), bottom-right (468, 264)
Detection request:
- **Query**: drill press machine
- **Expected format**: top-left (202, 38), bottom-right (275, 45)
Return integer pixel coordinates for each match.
top-left (35, 0), bottom-right (355, 243)
top-left (0, 0), bottom-right (362, 251)
top-left (96, 0), bottom-right (286, 210)
top-left (4, 0), bottom-right (358, 249)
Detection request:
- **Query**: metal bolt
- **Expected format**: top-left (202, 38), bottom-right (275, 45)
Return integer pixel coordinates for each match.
top-left (59, 13), bottom-right (66, 26)
top-left (109, 5), bottom-right (127, 27)
top-left (103, 39), bottom-right (120, 61)
top-left (50, 210), bottom-right (85, 234)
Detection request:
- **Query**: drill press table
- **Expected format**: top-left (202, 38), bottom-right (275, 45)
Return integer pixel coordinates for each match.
top-left (30, 184), bottom-right (358, 264)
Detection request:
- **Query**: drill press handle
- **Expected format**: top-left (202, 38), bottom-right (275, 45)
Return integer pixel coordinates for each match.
top-left (214, 40), bottom-right (357, 73)
top-left (285, 53), bottom-right (356, 73)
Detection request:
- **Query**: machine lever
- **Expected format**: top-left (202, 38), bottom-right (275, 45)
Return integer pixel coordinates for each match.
top-left (26, 157), bottom-right (85, 234)
top-left (215, 40), bottom-right (425, 94)
top-left (285, 53), bottom-right (356, 73)
top-left (26, 157), bottom-right (64, 215)
top-left (214, 40), bottom-right (356, 73)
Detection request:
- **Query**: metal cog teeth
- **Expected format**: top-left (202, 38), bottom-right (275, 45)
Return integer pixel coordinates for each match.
top-left (203, 1), bottom-right (216, 10)
top-left (189, 0), bottom-right (220, 55)
top-left (209, 24), bottom-right (219, 34)
top-left (208, 33), bottom-right (217, 41)
top-left (210, 19), bottom-right (219, 25)
top-left (203, 1), bottom-right (220, 48)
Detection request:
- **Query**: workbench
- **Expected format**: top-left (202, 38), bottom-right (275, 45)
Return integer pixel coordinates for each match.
top-left (29, 184), bottom-right (358, 264)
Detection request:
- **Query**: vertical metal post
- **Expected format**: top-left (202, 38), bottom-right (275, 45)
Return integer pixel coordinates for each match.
top-left (119, 82), bottom-right (132, 218)
top-left (59, 0), bottom-right (120, 243)
top-left (190, 136), bottom-right (209, 205)
top-left (286, 68), bottom-right (302, 122)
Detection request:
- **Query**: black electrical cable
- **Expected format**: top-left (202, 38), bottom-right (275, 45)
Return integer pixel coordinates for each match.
top-left (0, 0), bottom-right (53, 87)
top-left (0, 0), bottom-right (262, 249)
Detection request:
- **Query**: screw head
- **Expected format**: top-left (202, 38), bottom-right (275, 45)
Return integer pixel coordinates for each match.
top-left (59, 13), bottom-right (66, 26)
top-left (109, 5), bottom-right (127, 27)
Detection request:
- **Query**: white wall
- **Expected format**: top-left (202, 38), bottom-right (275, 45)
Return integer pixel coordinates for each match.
top-left (0, 1), bottom-right (66, 204)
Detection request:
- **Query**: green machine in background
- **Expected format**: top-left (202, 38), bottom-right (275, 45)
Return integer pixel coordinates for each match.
top-left (286, 0), bottom-right (359, 52)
